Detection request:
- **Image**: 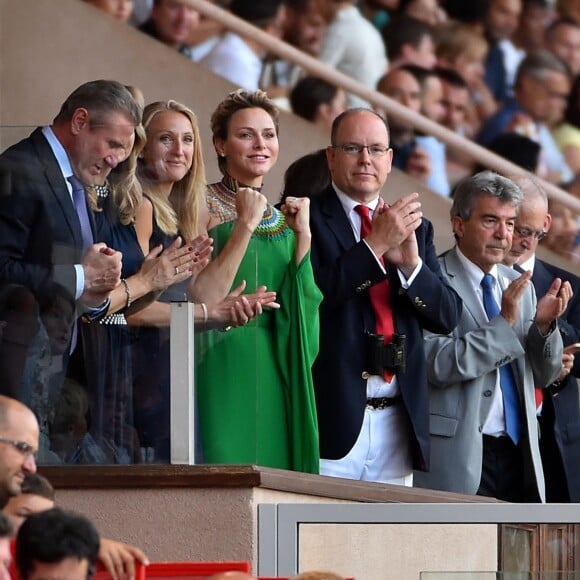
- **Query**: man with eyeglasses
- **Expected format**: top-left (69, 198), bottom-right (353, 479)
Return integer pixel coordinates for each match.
top-left (478, 49), bottom-right (573, 186)
top-left (503, 176), bottom-right (580, 502)
top-left (415, 171), bottom-right (567, 502)
top-left (0, 396), bottom-right (38, 509)
top-left (0, 395), bottom-right (149, 578)
top-left (308, 108), bottom-right (462, 485)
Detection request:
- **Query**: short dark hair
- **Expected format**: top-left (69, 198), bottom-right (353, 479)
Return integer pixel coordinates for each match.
top-left (0, 512), bottom-right (14, 539)
top-left (434, 67), bottom-right (470, 90)
top-left (398, 64), bottom-right (437, 92)
top-left (382, 15), bottom-right (433, 61)
top-left (330, 109), bottom-right (390, 146)
top-left (565, 73), bottom-right (580, 127)
top-left (21, 473), bottom-right (55, 501)
top-left (16, 508), bottom-right (100, 580)
top-left (230, 0), bottom-right (285, 27)
top-left (546, 16), bottom-right (580, 41)
top-left (451, 171), bottom-right (523, 221)
top-left (515, 49), bottom-right (571, 88)
top-left (290, 77), bottom-right (340, 122)
top-left (53, 80), bottom-right (142, 127)
top-left (210, 89), bottom-right (279, 174)
top-left (282, 149), bottom-right (331, 202)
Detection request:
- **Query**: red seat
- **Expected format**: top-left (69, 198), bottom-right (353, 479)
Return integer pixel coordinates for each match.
top-left (94, 560), bottom-right (252, 579)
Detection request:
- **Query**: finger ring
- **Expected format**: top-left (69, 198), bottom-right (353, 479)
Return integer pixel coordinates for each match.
top-left (175, 266), bottom-right (180, 275)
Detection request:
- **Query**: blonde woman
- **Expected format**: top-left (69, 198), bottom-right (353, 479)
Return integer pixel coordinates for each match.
top-left (130, 100), bottom-right (275, 461)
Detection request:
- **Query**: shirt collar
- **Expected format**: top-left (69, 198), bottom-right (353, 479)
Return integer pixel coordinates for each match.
top-left (518, 253), bottom-right (535, 273)
top-left (333, 181), bottom-right (380, 218)
top-left (41, 126), bottom-right (74, 180)
top-left (455, 246), bottom-right (501, 292)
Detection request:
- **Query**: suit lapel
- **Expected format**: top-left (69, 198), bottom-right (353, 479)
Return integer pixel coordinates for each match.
top-left (319, 186), bottom-right (358, 252)
top-left (531, 260), bottom-right (552, 299)
top-left (442, 248), bottom-right (488, 326)
top-left (30, 129), bottom-right (84, 247)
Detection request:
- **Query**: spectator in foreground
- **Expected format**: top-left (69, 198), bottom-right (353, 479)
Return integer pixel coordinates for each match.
top-left (0, 513), bottom-right (12, 580)
top-left (16, 508), bottom-right (100, 580)
top-left (3, 473), bottom-right (54, 532)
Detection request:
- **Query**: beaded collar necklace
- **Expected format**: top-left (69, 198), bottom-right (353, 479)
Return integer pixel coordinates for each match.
top-left (207, 174), bottom-right (289, 240)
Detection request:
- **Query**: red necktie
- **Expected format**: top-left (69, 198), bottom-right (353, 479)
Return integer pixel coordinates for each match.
top-left (355, 205), bottom-right (395, 381)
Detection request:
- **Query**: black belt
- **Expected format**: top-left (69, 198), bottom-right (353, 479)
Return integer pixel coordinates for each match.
top-left (366, 395), bottom-right (402, 410)
top-left (482, 434), bottom-right (517, 449)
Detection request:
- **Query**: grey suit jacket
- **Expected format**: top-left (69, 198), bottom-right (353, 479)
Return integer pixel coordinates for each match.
top-left (413, 247), bottom-right (563, 502)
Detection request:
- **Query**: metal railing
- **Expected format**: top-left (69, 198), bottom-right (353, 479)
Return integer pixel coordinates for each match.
top-left (186, 0), bottom-right (580, 212)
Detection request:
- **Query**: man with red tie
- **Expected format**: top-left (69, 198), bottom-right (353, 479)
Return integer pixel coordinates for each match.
top-left (308, 108), bottom-right (462, 484)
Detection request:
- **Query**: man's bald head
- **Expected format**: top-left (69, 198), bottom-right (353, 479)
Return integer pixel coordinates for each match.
top-left (210, 573), bottom-right (257, 580)
top-left (503, 174), bottom-right (551, 267)
top-left (0, 396), bottom-right (38, 432)
top-left (0, 396), bottom-right (39, 507)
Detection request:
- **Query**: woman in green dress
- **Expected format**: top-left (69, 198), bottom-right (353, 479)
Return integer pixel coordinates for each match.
top-left (190, 89), bottom-right (322, 473)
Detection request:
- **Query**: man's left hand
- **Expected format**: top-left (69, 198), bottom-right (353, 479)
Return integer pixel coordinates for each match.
top-left (99, 538), bottom-right (149, 580)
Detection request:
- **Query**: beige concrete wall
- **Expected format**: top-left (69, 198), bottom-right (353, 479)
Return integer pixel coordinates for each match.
top-left (56, 486), bottom-right (499, 577)
top-left (0, 0), bottom-right (457, 253)
top-left (299, 523), bottom-right (497, 580)
top-left (56, 487), bottom-right (257, 562)
top-left (0, 0), bottom-right (325, 199)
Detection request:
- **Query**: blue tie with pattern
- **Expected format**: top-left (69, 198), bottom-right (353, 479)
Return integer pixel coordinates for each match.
top-left (68, 175), bottom-right (93, 251)
top-left (480, 274), bottom-right (522, 444)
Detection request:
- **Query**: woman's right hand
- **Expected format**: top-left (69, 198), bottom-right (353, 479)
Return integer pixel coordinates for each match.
top-left (137, 237), bottom-right (195, 292)
top-left (207, 280), bottom-right (279, 327)
top-left (235, 187), bottom-right (267, 233)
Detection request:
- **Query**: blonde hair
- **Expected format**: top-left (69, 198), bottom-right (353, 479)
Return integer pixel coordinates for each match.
top-left (290, 572), bottom-right (345, 580)
top-left (435, 21), bottom-right (488, 64)
top-left (138, 100), bottom-right (206, 242)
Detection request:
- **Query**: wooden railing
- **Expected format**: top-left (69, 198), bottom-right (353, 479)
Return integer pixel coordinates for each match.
top-left (185, 0), bottom-right (580, 213)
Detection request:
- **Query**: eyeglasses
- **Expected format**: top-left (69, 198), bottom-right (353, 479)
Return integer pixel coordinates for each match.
top-left (0, 436), bottom-right (36, 458)
top-left (513, 226), bottom-right (547, 241)
top-left (332, 143), bottom-right (391, 157)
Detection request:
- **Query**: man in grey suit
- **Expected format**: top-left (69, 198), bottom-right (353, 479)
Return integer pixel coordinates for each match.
top-left (414, 171), bottom-right (569, 502)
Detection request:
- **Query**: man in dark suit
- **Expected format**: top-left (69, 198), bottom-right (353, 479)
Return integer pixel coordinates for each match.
top-left (309, 108), bottom-right (462, 484)
top-left (503, 176), bottom-right (580, 502)
top-left (0, 80), bottom-right (141, 398)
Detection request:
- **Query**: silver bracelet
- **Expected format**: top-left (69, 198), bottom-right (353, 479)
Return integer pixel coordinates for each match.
top-left (200, 302), bottom-right (208, 323)
top-left (120, 278), bottom-right (132, 309)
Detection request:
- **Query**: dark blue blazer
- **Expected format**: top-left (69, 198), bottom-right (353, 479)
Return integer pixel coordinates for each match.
top-left (532, 258), bottom-right (580, 501)
top-left (309, 185), bottom-right (462, 469)
top-left (0, 128), bottom-right (95, 304)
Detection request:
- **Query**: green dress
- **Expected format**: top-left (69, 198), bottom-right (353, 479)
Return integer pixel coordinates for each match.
top-left (196, 177), bottom-right (322, 473)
